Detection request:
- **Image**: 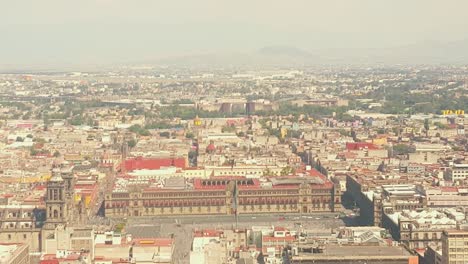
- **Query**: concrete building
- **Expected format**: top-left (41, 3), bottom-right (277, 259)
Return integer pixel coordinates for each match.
top-left (422, 245), bottom-right (443, 264)
top-left (442, 230), bottom-right (468, 264)
top-left (446, 164), bottom-right (468, 181)
top-left (0, 243), bottom-right (29, 264)
top-left (0, 205), bottom-right (44, 252)
top-left (347, 175), bottom-right (426, 227)
top-left (384, 209), bottom-right (460, 250)
top-left (0, 167), bottom-right (79, 254)
top-left (426, 187), bottom-right (468, 208)
top-left (408, 151), bottom-right (440, 164)
top-left (94, 237), bottom-right (174, 264)
top-left (292, 244), bottom-right (418, 264)
top-left (43, 226), bottom-right (94, 259)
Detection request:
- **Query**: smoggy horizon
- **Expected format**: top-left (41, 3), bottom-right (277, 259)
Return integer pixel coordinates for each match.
top-left (2, 0), bottom-right (468, 69)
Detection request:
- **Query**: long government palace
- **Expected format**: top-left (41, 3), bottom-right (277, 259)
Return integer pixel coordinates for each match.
top-left (104, 168), bottom-right (340, 217)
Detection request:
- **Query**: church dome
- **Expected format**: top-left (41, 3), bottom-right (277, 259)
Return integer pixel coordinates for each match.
top-left (194, 115), bottom-right (202, 126)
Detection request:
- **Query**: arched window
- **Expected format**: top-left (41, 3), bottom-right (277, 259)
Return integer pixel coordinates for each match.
top-left (53, 209), bottom-right (58, 218)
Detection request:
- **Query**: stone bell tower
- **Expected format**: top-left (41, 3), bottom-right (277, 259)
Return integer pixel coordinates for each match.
top-left (44, 171), bottom-right (67, 230)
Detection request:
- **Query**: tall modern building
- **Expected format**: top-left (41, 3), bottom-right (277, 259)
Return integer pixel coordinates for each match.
top-left (442, 230), bottom-right (468, 264)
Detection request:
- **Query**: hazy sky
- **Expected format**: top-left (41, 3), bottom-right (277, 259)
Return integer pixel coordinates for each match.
top-left (2, 0), bottom-right (468, 68)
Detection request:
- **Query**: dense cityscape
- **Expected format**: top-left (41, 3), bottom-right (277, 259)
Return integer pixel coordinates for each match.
top-left (3, 0), bottom-right (468, 263)
top-left (0, 66), bottom-right (467, 264)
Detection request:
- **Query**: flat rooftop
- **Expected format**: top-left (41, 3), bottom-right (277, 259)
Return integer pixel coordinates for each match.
top-left (0, 244), bottom-right (25, 263)
top-left (323, 245), bottom-right (411, 256)
top-left (295, 245), bottom-right (413, 261)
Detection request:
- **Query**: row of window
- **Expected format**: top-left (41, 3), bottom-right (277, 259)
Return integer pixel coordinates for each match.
top-left (111, 206), bottom-right (225, 214)
top-left (3, 223), bottom-right (32, 228)
top-left (241, 190), bottom-right (298, 195)
top-left (402, 232), bottom-right (439, 240)
top-left (141, 191), bottom-right (224, 198)
top-left (6, 234), bottom-right (29, 240)
top-left (215, 170), bottom-right (264, 175)
top-left (449, 247), bottom-right (468, 252)
top-left (3, 212), bottom-right (32, 218)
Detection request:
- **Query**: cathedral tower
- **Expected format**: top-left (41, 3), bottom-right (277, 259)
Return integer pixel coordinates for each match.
top-left (44, 172), bottom-right (67, 229)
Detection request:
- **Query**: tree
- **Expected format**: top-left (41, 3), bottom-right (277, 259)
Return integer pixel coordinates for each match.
top-left (280, 166), bottom-right (294, 176)
top-left (221, 125), bottom-right (236, 133)
top-left (338, 129), bottom-right (350, 137)
top-left (350, 130), bottom-right (357, 141)
top-left (434, 122), bottom-right (448, 129)
top-left (188, 150), bottom-right (197, 160)
top-left (114, 222), bottom-right (125, 233)
top-left (34, 138), bottom-right (47, 144)
top-left (127, 139), bottom-right (137, 148)
top-left (16, 136), bottom-right (24, 142)
top-left (69, 114), bottom-right (86, 126)
top-left (263, 168), bottom-right (275, 176)
top-left (30, 147), bottom-right (38, 156)
top-left (424, 119), bottom-right (430, 131)
top-left (393, 144), bottom-right (415, 156)
top-left (185, 132), bottom-right (195, 139)
top-left (159, 131), bottom-right (170, 138)
top-left (53, 151), bottom-right (60, 157)
top-left (290, 144), bottom-right (297, 153)
top-left (129, 125), bottom-right (151, 136)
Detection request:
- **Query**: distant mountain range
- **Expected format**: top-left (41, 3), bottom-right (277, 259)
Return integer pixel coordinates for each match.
top-left (156, 46), bottom-right (320, 68)
top-left (2, 40), bottom-right (468, 72)
top-left (156, 40), bottom-right (468, 67)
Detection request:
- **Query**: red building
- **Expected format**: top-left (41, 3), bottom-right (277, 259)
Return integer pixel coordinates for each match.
top-left (105, 169), bottom-right (337, 217)
top-left (124, 157), bottom-right (187, 172)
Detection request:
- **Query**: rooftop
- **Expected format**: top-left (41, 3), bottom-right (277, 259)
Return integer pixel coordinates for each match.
top-left (0, 243), bottom-right (27, 264)
top-left (295, 245), bottom-right (413, 261)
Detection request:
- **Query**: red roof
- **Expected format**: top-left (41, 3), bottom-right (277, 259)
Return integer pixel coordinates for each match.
top-left (40, 254), bottom-right (68, 264)
top-left (63, 254), bottom-right (80, 261)
top-left (34, 185), bottom-right (46, 191)
top-left (16, 123), bottom-right (33, 129)
top-left (206, 143), bottom-right (216, 152)
top-left (262, 235), bottom-right (296, 242)
top-left (346, 142), bottom-right (379, 151)
top-left (40, 259), bottom-right (59, 264)
top-left (193, 229), bottom-right (223, 237)
top-left (306, 169), bottom-right (334, 189)
top-left (132, 238), bottom-right (174, 247)
top-left (307, 168), bottom-right (324, 177)
top-left (441, 186), bottom-right (458, 192)
top-left (124, 157), bottom-right (186, 171)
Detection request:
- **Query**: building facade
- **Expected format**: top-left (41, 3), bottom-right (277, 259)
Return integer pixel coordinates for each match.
top-left (442, 230), bottom-right (468, 264)
top-left (105, 173), bottom-right (335, 217)
top-left (0, 204), bottom-right (43, 252)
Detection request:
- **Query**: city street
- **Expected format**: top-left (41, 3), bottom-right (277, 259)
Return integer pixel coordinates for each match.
top-left (123, 213), bottom-right (353, 264)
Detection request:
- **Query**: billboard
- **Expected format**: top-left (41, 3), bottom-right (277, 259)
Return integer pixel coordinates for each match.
top-left (441, 110), bottom-right (464, 115)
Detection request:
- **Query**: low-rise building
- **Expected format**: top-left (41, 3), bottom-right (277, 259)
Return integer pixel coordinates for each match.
top-left (384, 209), bottom-right (462, 250)
top-left (0, 243), bottom-right (29, 264)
